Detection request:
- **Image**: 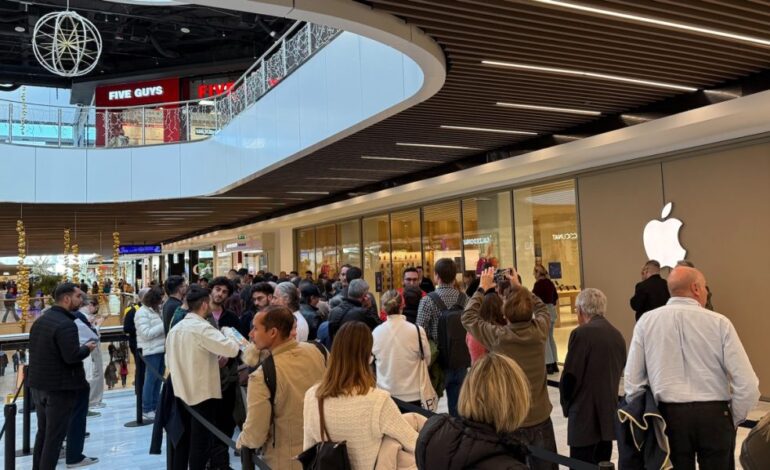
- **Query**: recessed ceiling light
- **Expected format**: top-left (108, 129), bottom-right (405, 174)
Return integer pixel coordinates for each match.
top-left (329, 168), bottom-right (400, 173)
top-left (14, 26), bottom-right (25, 33)
top-left (440, 125), bottom-right (538, 135)
top-left (180, 27), bottom-right (190, 34)
top-left (482, 60), bottom-right (697, 92)
top-left (306, 177), bottom-right (378, 182)
top-left (396, 143), bottom-right (482, 150)
top-left (287, 191), bottom-right (330, 195)
top-left (534, 0), bottom-right (770, 47)
top-left (553, 134), bottom-right (584, 141)
top-left (361, 156), bottom-right (443, 163)
top-left (496, 102), bottom-right (601, 116)
top-left (194, 196), bottom-right (272, 200)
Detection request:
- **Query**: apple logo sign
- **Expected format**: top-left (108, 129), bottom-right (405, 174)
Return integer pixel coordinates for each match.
top-left (643, 202), bottom-right (686, 268)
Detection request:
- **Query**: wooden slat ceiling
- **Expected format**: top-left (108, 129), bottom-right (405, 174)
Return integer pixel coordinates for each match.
top-left (3, 0), bottom-right (770, 256)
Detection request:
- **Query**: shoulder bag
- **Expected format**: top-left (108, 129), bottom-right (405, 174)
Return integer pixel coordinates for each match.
top-left (296, 397), bottom-right (351, 470)
top-left (415, 323), bottom-right (438, 412)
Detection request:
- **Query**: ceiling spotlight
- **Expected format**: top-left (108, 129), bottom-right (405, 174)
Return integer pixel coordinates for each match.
top-left (180, 27), bottom-right (190, 34)
top-left (14, 26), bottom-right (25, 33)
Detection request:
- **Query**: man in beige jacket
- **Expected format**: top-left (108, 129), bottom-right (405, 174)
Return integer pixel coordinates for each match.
top-left (237, 305), bottom-right (326, 469)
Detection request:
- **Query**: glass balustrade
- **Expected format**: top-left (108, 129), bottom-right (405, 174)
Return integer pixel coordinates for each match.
top-left (0, 23), bottom-right (340, 149)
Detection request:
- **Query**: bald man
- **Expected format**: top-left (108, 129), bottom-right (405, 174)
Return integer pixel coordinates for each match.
top-left (625, 266), bottom-right (759, 470)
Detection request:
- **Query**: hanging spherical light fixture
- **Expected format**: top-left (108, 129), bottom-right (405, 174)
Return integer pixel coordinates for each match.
top-left (32, 9), bottom-right (102, 77)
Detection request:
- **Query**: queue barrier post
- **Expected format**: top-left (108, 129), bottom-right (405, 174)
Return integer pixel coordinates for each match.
top-left (124, 349), bottom-right (151, 427)
top-left (20, 365), bottom-right (31, 455)
top-left (240, 446), bottom-right (256, 470)
top-left (598, 463), bottom-right (615, 469)
top-left (4, 403), bottom-right (17, 470)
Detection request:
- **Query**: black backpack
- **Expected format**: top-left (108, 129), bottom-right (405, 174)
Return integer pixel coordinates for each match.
top-left (429, 292), bottom-right (470, 370)
top-left (262, 340), bottom-right (328, 448)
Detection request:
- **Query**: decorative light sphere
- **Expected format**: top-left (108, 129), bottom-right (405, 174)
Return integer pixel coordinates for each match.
top-left (32, 10), bottom-right (103, 77)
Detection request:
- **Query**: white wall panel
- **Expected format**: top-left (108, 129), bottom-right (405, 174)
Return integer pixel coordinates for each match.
top-left (360, 36), bottom-right (404, 116)
top-left (131, 144), bottom-right (181, 200)
top-left (35, 148), bottom-right (86, 202)
top-left (86, 148), bottom-right (132, 202)
top-left (275, 72), bottom-right (302, 159)
top-left (325, 32), bottom-right (364, 133)
top-left (0, 145), bottom-right (35, 202)
top-left (298, 51), bottom-right (329, 147)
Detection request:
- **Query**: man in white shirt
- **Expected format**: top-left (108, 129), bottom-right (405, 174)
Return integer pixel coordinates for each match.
top-left (166, 285), bottom-right (241, 470)
top-left (625, 266), bottom-right (759, 470)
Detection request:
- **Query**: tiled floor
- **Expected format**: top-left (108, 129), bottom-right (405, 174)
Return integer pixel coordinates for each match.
top-left (3, 383), bottom-right (766, 469)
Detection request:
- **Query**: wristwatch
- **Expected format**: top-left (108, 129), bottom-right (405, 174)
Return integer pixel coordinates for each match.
top-left (476, 287), bottom-right (485, 295)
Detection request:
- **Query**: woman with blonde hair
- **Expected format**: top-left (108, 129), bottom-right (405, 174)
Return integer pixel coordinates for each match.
top-left (372, 290), bottom-right (431, 405)
top-left (303, 321), bottom-right (419, 469)
top-left (416, 353), bottom-right (531, 469)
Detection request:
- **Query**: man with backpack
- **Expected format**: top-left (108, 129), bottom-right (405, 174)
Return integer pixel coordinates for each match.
top-left (237, 305), bottom-right (326, 469)
top-left (416, 258), bottom-right (468, 417)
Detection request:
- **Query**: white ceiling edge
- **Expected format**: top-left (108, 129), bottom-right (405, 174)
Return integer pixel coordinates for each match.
top-left (165, 87), bottom-right (770, 250)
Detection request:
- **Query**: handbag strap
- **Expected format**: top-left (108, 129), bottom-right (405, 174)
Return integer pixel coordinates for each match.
top-left (318, 397), bottom-right (331, 442)
top-left (415, 323), bottom-right (425, 360)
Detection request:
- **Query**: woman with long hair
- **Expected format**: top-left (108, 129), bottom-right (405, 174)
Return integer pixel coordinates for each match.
top-left (465, 291), bottom-right (505, 364)
top-left (416, 353), bottom-right (532, 469)
top-left (303, 321), bottom-right (418, 469)
top-left (134, 286), bottom-right (165, 419)
top-left (532, 265), bottom-right (559, 374)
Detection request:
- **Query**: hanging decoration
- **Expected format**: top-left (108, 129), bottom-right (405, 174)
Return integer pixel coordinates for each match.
top-left (20, 85), bottom-right (28, 136)
top-left (112, 231), bottom-right (120, 291)
top-left (16, 220), bottom-right (31, 332)
top-left (95, 255), bottom-right (106, 308)
top-left (71, 243), bottom-right (80, 284)
top-left (32, 6), bottom-right (102, 78)
top-left (62, 228), bottom-right (71, 282)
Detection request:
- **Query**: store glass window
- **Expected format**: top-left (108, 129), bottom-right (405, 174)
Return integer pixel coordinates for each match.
top-left (315, 224), bottom-right (337, 280)
top-left (337, 220), bottom-right (361, 279)
top-left (390, 209), bottom-right (422, 289)
top-left (422, 201), bottom-right (462, 283)
top-left (462, 192), bottom-right (514, 274)
top-left (296, 228), bottom-right (315, 276)
top-left (514, 180), bottom-right (581, 363)
top-left (362, 214), bottom-right (391, 297)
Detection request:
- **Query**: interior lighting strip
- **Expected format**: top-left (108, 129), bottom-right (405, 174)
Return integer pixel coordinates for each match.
top-left (482, 60), bottom-right (697, 92)
top-left (361, 155), bottom-right (443, 163)
top-left (396, 143), bottom-right (482, 150)
top-left (287, 191), bottom-right (330, 195)
top-left (306, 177), bottom-right (378, 182)
top-left (440, 125), bottom-right (538, 135)
top-left (534, 0), bottom-right (770, 47)
top-left (496, 102), bottom-right (601, 116)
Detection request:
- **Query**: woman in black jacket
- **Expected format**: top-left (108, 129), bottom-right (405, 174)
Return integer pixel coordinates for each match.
top-left (416, 353), bottom-right (532, 469)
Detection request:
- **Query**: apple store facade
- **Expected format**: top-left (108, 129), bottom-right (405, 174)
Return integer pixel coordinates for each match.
top-left (293, 135), bottom-right (770, 385)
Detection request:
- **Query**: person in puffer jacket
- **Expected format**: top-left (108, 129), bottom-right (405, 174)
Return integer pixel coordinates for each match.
top-left (416, 353), bottom-right (531, 470)
top-left (135, 286), bottom-right (166, 419)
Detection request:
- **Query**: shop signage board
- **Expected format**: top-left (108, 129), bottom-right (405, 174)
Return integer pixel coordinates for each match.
top-left (119, 244), bottom-right (162, 255)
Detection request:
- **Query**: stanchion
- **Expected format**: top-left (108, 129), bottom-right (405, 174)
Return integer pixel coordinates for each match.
top-left (124, 349), bottom-right (151, 427)
top-left (4, 403), bottom-right (17, 470)
top-left (19, 365), bottom-right (31, 456)
top-left (598, 463), bottom-right (615, 469)
top-left (241, 447), bottom-right (256, 470)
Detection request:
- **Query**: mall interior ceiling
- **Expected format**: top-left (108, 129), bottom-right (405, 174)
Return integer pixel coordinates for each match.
top-left (0, 0), bottom-right (291, 93)
top-left (3, 0), bottom-right (770, 256)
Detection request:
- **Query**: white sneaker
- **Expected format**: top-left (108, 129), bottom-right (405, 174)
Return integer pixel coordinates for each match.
top-left (142, 411), bottom-right (155, 420)
top-left (67, 456), bottom-right (99, 468)
top-left (91, 402), bottom-right (107, 409)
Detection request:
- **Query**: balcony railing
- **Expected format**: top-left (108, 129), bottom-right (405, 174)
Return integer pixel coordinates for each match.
top-left (0, 22), bottom-right (340, 149)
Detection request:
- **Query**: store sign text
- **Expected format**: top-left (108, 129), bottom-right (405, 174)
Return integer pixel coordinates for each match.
top-left (463, 235), bottom-right (492, 245)
top-left (552, 232), bottom-right (578, 240)
top-left (197, 82), bottom-right (234, 98)
top-left (108, 86), bottom-right (165, 101)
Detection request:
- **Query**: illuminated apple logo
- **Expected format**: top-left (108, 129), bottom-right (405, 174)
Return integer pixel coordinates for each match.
top-left (643, 202), bottom-right (686, 269)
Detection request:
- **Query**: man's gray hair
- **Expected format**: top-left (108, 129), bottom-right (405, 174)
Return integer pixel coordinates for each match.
top-left (575, 288), bottom-right (607, 318)
top-left (347, 278), bottom-right (369, 300)
top-left (275, 282), bottom-right (300, 311)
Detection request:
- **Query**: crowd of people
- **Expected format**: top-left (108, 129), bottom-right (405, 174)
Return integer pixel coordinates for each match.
top-left (23, 257), bottom-right (763, 470)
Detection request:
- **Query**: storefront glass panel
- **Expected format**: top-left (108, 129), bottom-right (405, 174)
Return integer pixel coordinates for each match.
top-left (296, 228), bottom-right (315, 276)
top-left (513, 180), bottom-right (581, 362)
top-left (362, 215), bottom-right (391, 297)
top-left (337, 220), bottom-right (361, 279)
top-left (390, 209), bottom-right (422, 289)
top-left (422, 201), bottom-right (462, 284)
top-left (461, 192), bottom-right (514, 274)
top-left (315, 224), bottom-right (337, 280)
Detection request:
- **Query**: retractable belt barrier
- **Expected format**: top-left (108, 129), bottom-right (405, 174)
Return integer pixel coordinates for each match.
top-left (2, 367), bottom-right (29, 470)
top-left (136, 351), bottom-right (271, 470)
top-left (391, 396), bottom-right (612, 470)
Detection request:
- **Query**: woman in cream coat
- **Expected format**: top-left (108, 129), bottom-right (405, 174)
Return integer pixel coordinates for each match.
top-left (134, 286), bottom-right (165, 419)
